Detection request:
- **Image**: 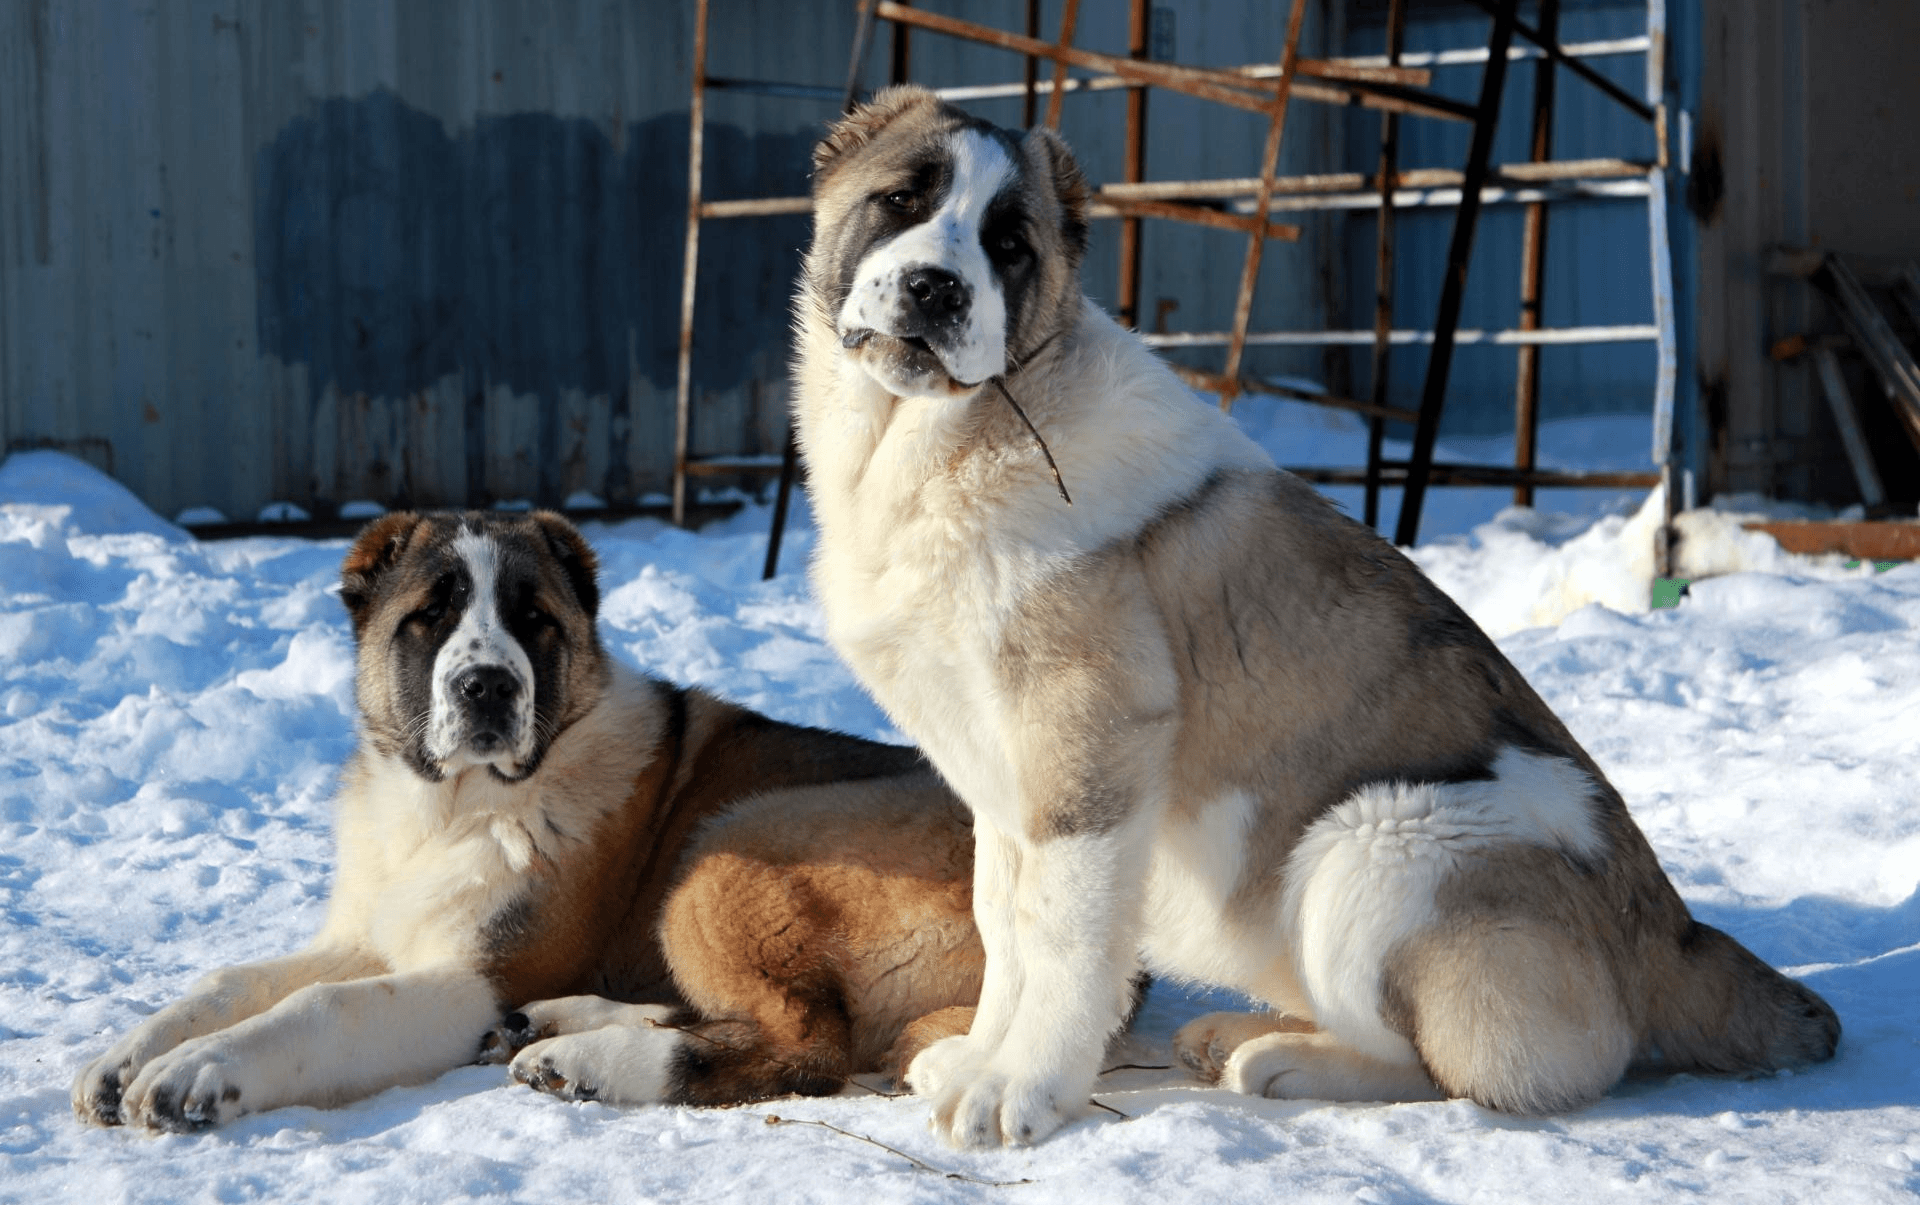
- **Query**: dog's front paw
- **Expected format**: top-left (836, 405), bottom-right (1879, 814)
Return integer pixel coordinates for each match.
top-left (507, 1024), bottom-right (682, 1106)
top-left (510, 1039), bottom-right (601, 1102)
top-left (927, 1064), bottom-right (1076, 1148)
top-left (902, 1033), bottom-right (984, 1101)
top-left (122, 1040), bottom-right (251, 1133)
top-left (71, 1050), bottom-right (138, 1127)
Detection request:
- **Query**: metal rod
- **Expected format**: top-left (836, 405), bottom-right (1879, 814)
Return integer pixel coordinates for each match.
top-left (929, 56), bottom-right (1426, 103)
top-left (1118, 0), bottom-right (1149, 330)
top-left (1021, 0), bottom-right (1039, 127)
top-left (704, 176), bottom-right (1651, 225)
top-left (1098, 197), bottom-right (1299, 242)
top-left (1328, 36), bottom-right (1651, 71)
top-left (1294, 465), bottom-right (1660, 489)
top-left (1365, 0), bottom-right (1407, 530)
top-left (671, 0), bottom-right (711, 528)
top-left (1462, 0), bottom-right (1654, 123)
top-left (1811, 347), bottom-right (1887, 509)
top-left (1171, 366), bottom-right (1419, 424)
top-left (1826, 255), bottom-right (1920, 451)
top-left (1513, 0), bottom-right (1559, 508)
top-left (1219, 0), bottom-right (1311, 413)
top-left (871, 2), bottom-right (1470, 123)
top-left (702, 77), bottom-right (848, 101)
top-left (767, 0), bottom-right (884, 580)
top-left (1145, 324), bottom-right (1660, 348)
top-left (889, 0), bottom-right (911, 85)
top-left (1395, 0), bottom-right (1520, 547)
top-left (762, 431), bottom-right (801, 580)
top-left (1044, 0), bottom-right (1080, 129)
top-left (1097, 157), bottom-right (1653, 202)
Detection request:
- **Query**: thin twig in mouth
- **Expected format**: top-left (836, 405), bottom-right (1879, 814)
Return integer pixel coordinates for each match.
top-left (990, 378), bottom-right (1073, 507)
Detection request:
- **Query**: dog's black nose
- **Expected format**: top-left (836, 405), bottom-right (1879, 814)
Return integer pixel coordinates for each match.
top-left (455, 666), bottom-right (520, 704)
top-left (904, 267), bottom-right (969, 326)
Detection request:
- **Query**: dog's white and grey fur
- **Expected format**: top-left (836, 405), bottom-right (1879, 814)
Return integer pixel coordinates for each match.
top-left (793, 86), bottom-right (1840, 1148)
top-left (71, 510), bottom-right (987, 1131)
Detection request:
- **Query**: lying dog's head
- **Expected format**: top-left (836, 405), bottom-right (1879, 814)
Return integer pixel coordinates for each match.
top-left (338, 511), bottom-right (606, 784)
top-left (806, 85), bottom-right (1090, 396)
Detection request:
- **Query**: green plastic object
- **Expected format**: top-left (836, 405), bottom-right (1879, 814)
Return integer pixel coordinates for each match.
top-left (1651, 578), bottom-right (1692, 610)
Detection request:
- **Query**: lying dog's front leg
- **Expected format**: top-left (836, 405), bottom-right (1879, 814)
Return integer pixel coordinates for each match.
top-left (72, 945), bottom-right (383, 1127)
top-left (117, 966), bottom-right (498, 1132)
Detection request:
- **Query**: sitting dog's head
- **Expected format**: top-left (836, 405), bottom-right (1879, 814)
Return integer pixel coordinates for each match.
top-left (806, 85), bottom-right (1090, 397)
top-left (338, 511), bottom-right (607, 784)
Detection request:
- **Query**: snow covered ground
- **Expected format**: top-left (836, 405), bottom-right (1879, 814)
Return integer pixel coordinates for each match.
top-left (2, 400), bottom-right (1917, 1203)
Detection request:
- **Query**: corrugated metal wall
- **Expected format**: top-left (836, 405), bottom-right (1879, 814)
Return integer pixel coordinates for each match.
top-left (0, 0), bottom-right (1667, 523)
top-left (0, 0), bottom-right (845, 521)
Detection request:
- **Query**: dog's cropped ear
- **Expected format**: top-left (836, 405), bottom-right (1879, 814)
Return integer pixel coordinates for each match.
top-left (1024, 126), bottom-right (1090, 257)
top-left (813, 85), bottom-right (938, 183)
top-left (339, 512), bottom-right (425, 633)
top-left (531, 511), bottom-right (601, 620)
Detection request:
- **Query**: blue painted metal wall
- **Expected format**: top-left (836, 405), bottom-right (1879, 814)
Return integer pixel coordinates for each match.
top-left (0, 0), bottom-right (1668, 522)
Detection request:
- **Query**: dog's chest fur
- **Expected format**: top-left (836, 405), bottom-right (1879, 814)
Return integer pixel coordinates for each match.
top-left (804, 306), bottom-right (1267, 825)
top-left (322, 670), bottom-right (661, 972)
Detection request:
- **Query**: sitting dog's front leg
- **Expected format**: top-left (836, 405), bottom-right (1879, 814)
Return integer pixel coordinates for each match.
top-left (910, 808), bottom-right (1154, 1148)
top-left (118, 966), bottom-right (499, 1131)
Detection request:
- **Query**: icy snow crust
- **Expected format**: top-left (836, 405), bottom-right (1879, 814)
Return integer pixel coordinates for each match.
top-left (3, 408), bottom-right (1918, 1202)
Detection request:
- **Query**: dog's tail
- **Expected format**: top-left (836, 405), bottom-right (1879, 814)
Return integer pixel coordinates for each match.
top-left (1647, 921), bottom-right (1840, 1074)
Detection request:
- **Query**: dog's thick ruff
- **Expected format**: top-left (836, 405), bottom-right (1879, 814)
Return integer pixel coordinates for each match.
top-left (71, 511), bottom-right (984, 1131)
top-left (793, 85), bottom-right (1839, 1148)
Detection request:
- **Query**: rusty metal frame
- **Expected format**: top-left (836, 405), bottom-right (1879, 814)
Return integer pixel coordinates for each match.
top-left (1511, 0), bottom-right (1560, 508)
top-left (1363, 0), bottom-right (1407, 528)
top-left (677, 0), bottom-right (1682, 576)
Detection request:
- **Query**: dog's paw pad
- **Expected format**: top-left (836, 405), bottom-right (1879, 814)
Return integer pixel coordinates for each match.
top-left (71, 1059), bottom-right (133, 1127)
top-left (476, 1011), bottom-right (538, 1064)
top-left (511, 1053), bottom-right (597, 1102)
top-left (130, 1055), bottom-right (246, 1133)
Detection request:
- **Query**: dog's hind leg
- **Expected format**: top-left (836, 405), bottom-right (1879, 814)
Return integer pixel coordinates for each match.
top-left (499, 994), bottom-right (858, 1106)
top-left (1171, 1010), bottom-right (1315, 1083)
top-left (1391, 916), bottom-right (1635, 1114)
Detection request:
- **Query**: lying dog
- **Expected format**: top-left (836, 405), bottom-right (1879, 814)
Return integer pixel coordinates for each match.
top-left (791, 85), bottom-right (1840, 1148)
top-left (72, 510), bottom-right (982, 1130)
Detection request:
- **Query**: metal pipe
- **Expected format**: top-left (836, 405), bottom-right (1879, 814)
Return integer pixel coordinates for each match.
top-left (1219, 0), bottom-right (1312, 413)
top-left (768, 0), bottom-right (884, 580)
top-left (1320, 36), bottom-right (1651, 71)
top-left (1096, 157), bottom-right (1653, 202)
top-left (1365, 0), bottom-right (1407, 530)
top-left (1145, 324), bottom-right (1661, 348)
top-left (1294, 465), bottom-right (1660, 489)
top-left (1021, 0), bottom-right (1039, 127)
top-left (1097, 196), bottom-right (1299, 242)
top-left (1044, 0), bottom-right (1080, 129)
top-left (1513, 0), bottom-right (1560, 508)
top-left (1117, 0), bottom-right (1149, 330)
top-left (1462, 0), bottom-right (1654, 123)
top-left (671, 0), bottom-right (711, 528)
top-left (1395, 0), bottom-right (1520, 547)
top-left (871, 2), bottom-right (1470, 122)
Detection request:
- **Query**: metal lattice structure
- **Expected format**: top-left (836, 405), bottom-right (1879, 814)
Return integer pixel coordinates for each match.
top-left (669, 0), bottom-right (1679, 575)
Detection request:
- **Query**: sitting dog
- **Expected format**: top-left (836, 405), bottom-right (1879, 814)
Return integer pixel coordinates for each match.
top-left (72, 510), bottom-right (982, 1130)
top-left (790, 85), bottom-right (1839, 1147)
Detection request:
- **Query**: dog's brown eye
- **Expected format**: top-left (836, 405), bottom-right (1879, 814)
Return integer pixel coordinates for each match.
top-left (988, 232), bottom-right (1030, 266)
top-left (882, 189), bottom-right (916, 213)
